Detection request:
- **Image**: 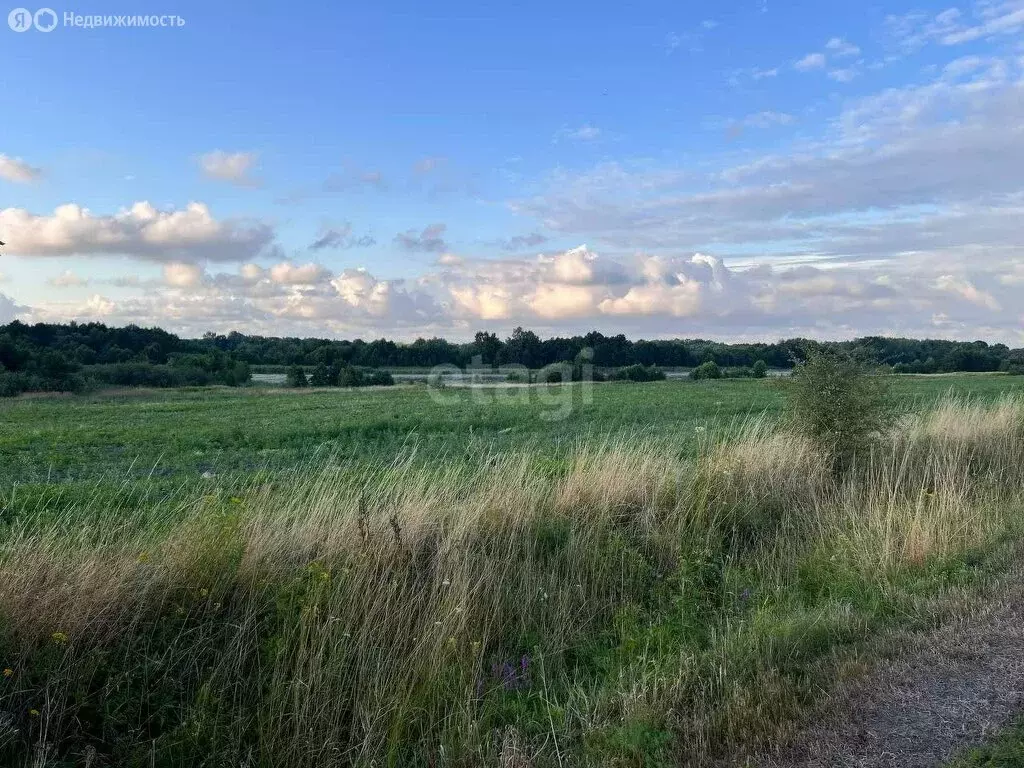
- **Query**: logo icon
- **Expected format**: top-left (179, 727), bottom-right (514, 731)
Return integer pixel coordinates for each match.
top-left (8, 6), bottom-right (58, 31)
top-left (33, 7), bottom-right (56, 30)
top-left (7, 7), bottom-right (32, 30)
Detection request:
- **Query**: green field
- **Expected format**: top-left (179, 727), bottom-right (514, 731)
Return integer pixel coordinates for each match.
top-left (3, 374), bottom-right (1021, 503)
top-left (3, 374), bottom-right (1024, 766)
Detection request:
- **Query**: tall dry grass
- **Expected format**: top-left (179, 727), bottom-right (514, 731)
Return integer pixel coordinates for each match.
top-left (1, 396), bottom-right (1023, 766)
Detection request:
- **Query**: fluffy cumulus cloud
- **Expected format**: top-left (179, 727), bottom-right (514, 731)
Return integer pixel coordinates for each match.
top-left (268, 261), bottom-right (328, 285)
top-left (199, 151), bottom-right (260, 187)
top-left (0, 201), bottom-right (276, 263)
top-left (163, 262), bottom-right (205, 288)
top-left (17, 239), bottom-right (1024, 341)
top-left (0, 154), bottom-right (42, 183)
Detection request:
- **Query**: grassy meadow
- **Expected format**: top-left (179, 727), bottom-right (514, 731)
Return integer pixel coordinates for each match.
top-left (2, 373), bottom-right (1024, 766)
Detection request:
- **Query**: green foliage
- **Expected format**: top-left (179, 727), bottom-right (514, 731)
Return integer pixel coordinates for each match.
top-left (785, 349), bottom-right (893, 466)
top-left (691, 360), bottom-right (721, 380)
top-left (611, 364), bottom-right (666, 382)
top-left (752, 359), bottom-right (768, 378)
top-left (285, 365), bottom-right (308, 388)
top-left (0, 320), bottom-right (1018, 396)
top-left (949, 719), bottom-right (1024, 766)
top-left (309, 362), bottom-right (332, 387)
top-left (1002, 349), bottom-right (1024, 376)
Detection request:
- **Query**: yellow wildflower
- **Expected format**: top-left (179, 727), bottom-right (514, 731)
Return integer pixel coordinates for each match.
top-left (2, 667), bottom-right (13, 678)
top-left (51, 632), bottom-right (68, 645)
top-left (29, 709), bottom-right (39, 717)
top-left (137, 551), bottom-right (150, 564)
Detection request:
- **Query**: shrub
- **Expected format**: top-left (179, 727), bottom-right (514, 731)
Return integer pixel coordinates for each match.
top-left (611, 364), bottom-right (666, 382)
top-left (361, 369), bottom-right (395, 387)
top-left (286, 365), bottom-right (308, 388)
top-left (690, 361), bottom-right (721, 380)
top-left (1001, 350), bottom-right (1024, 375)
top-left (309, 363), bottom-right (332, 387)
top-left (752, 360), bottom-right (768, 378)
top-left (784, 349), bottom-right (892, 468)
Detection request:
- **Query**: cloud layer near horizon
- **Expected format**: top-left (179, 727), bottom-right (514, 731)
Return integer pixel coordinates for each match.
top-left (7, 242), bottom-right (1020, 343)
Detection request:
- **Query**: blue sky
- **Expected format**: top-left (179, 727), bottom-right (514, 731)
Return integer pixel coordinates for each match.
top-left (2, 0), bottom-right (1023, 341)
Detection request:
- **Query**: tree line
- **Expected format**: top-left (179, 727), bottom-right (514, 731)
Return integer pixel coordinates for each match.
top-left (1, 320), bottom-right (1021, 396)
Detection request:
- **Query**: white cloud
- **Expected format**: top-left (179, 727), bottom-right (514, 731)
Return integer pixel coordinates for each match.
top-left (48, 270), bottom-right (88, 288)
top-left (795, 52), bottom-right (827, 71)
top-left (0, 154), bottom-right (42, 183)
top-left (199, 151), bottom-right (259, 187)
top-left (544, 245), bottom-right (598, 284)
top-left (437, 253), bottom-right (463, 266)
top-left (83, 294), bottom-right (116, 317)
top-left (240, 263), bottom-right (264, 281)
top-left (17, 239), bottom-right (1024, 342)
top-left (450, 284), bottom-right (514, 320)
top-left (555, 124), bottom-right (601, 142)
top-left (329, 268), bottom-right (395, 316)
top-left (269, 261), bottom-right (328, 285)
top-left (825, 37), bottom-right (861, 57)
top-left (935, 274), bottom-right (1001, 310)
top-left (944, 56), bottom-right (988, 77)
top-left (0, 201), bottom-right (276, 263)
top-left (163, 262), bottom-right (205, 288)
top-left (828, 68), bottom-right (859, 83)
top-left (598, 279), bottom-right (702, 317)
top-left (887, 3), bottom-right (1024, 49)
top-left (942, 3), bottom-right (1024, 45)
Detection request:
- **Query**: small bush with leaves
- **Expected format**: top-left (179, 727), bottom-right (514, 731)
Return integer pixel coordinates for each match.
top-left (1001, 349), bottom-right (1024, 376)
top-left (690, 361), bottom-right (721, 380)
top-left (785, 349), bottom-right (892, 468)
top-left (309, 363), bottom-right (332, 387)
top-left (285, 365), bottom-right (308, 388)
top-left (611, 364), bottom-right (666, 382)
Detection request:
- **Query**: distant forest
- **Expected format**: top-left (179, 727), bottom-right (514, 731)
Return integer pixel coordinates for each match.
top-left (1, 320), bottom-right (1022, 396)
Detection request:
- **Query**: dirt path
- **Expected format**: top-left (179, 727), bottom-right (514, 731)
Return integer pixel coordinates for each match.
top-left (758, 570), bottom-right (1024, 768)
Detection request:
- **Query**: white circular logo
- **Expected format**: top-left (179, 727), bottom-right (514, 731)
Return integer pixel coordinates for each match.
top-left (33, 7), bottom-right (57, 31)
top-left (7, 7), bottom-right (33, 31)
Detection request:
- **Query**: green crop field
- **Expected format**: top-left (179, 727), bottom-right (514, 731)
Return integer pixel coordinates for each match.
top-left (1, 373), bottom-right (1021, 523)
top-left (3, 373), bottom-right (1020, 477)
